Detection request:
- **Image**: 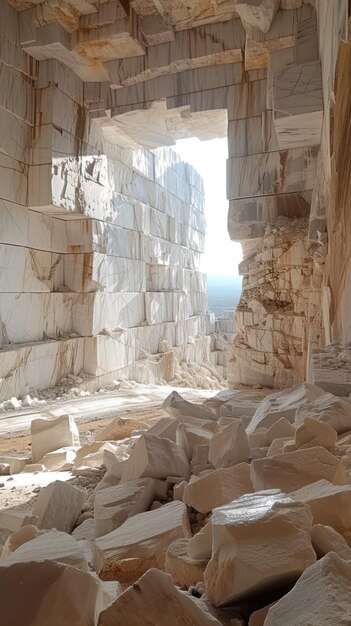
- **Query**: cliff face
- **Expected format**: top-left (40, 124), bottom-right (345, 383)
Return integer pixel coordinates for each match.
top-left (0, 0), bottom-right (349, 398)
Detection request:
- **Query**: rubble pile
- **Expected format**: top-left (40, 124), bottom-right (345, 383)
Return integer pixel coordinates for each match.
top-left (1, 382), bottom-right (351, 623)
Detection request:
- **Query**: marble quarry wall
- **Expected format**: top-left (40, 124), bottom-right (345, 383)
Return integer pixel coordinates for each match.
top-left (0, 0), bottom-right (350, 397)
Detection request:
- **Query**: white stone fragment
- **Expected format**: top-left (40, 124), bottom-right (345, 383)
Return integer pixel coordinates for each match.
top-left (0, 560), bottom-right (101, 626)
top-left (176, 423), bottom-right (212, 460)
top-left (0, 456), bottom-right (31, 475)
top-left (187, 522), bottom-right (212, 560)
top-left (295, 392), bottom-right (351, 434)
top-left (311, 524), bottom-right (351, 559)
top-left (264, 553), bottom-right (351, 626)
top-left (120, 433), bottom-right (190, 483)
top-left (37, 447), bottom-right (77, 471)
top-left (33, 480), bottom-right (86, 533)
top-left (94, 500), bottom-right (191, 582)
top-left (209, 420), bottom-right (250, 469)
top-left (97, 568), bottom-right (222, 625)
top-left (251, 447), bottom-right (346, 493)
top-left (0, 525), bottom-right (45, 563)
top-left (247, 384), bottom-right (325, 435)
top-left (3, 529), bottom-right (88, 571)
top-left (204, 490), bottom-right (316, 606)
top-left (94, 416), bottom-right (148, 441)
top-left (183, 463), bottom-right (253, 513)
top-left (31, 414), bottom-right (80, 463)
top-left (165, 538), bottom-right (208, 587)
top-left (295, 418), bottom-right (337, 450)
top-left (162, 391), bottom-right (217, 421)
top-left (94, 478), bottom-right (155, 538)
top-left (291, 480), bottom-right (351, 535)
top-left (265, 418), bottom-right (296, 445)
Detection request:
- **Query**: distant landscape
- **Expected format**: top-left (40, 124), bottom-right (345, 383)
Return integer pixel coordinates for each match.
top-left (207, 274), bottom-right (242, 317)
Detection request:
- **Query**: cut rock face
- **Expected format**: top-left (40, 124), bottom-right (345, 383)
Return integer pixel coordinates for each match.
top-left (94, 478), bottom-right (155, 538)
top-left (209, 420), bottom-right (250, 469)
top-left (33, 480), bottom-right (86, 533)
top-left (120, 433), bottom-right (190, 483)
top-left (291, 480), bottom-right (351, 535)
top-left (204, 490), bottom-right (316, 607)
top-left (183, 463), bottom-right (253, 513)
top-left (247, 384), bottom-right (325, 435)
top-left (236, 0), bottom-right (280, 33)
top-left (31, 414), bottom-right (80, 463)
top-left (97, 568), bottom-right (222, 625)
top-left (251, 447), bottom-right (346, 493)
top-left (0, 560), bottom-right (101, 626)
top-left (3, 529), bottom-right (88, 571)
top-left (94, 500), bottom-right (192, 582)
top-left (264, 552), bottom-right (351, 626)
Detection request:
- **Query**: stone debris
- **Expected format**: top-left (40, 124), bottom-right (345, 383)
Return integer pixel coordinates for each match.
top-left (311, 524), bottom-right (351, 560)
top-left (209, 419), bottom-right (250, 469)
top-left (120, 433), bottom-right (190, 483)
top-left (265, 418), bottom-right (296, 445)
top-left (33, 480), bottom-right (86, 533)
top-left (187, 521), bottom-right (212, 560)
top-left (94, 417), bottom-right (148, 441)
top-left (31, 414), bottom-right (80, 463)
top-left (93, 500), bottom-right (192, 582)
top-left (0, 560), bottom-right (101, 626)
top-left (94, 478), bottom-right (155, 538)
top-left (0, 525), bottom-right (46, 563)
top-left (204, 490), bottom-right (316, 606)
top-left (264, 553), bottom-right (351, 626)
top-left (294, 418), bottom-right (337, 450)
top-left (97, 568), bottom-right (222, 625)
top-left (3, 529), bottom-right (88, 571)
top-left (251, 447), bottom-right (346, 493)
top-left (295, 392), bottom-right (351, 434)
top-left (291, 480), bottom-right (351, 535)
top-left (183, 463), bottom-right (253, 513)
top-left (165, 538), bottom-right (208, 587)
top-left (236, 0), bottom-right (280, 33)
top-left (176, 423), bottom-right (213, 460)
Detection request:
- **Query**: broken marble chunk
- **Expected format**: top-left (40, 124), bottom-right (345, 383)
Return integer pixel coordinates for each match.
top-left (94, 416), bottom-right (148, 441)
top-left (311, 524), bottom-right (351, 560)
top-left (295, 392), bottom-right (351, 434)
top-left (0, 560), bottom-right (101, 626)
top-left (94, 478), bottom-right (155, 538)
top-left (187, 521), bottom-right (212, 560)
top-left (162, 391), bottom-right (217, 421)
top-left (165, 538), bottom-right (208, 587)
top-left (183, 463), bottom-right (253, 513)
top-left (291, 480), bottom-right (351, 535)
top-left (236, 0), bottom-right (280, 33)
top-left (120, 432), bottom-right (190, 483)
top-left (264, 552), bottom-right (351, 625)
top-left (94, 500), bottom-right (191, 582)
top-left (31, 414), bottom-right (80, 463)
top-left (33, 480), bottom-right (86, 533)
top-left (295, 417), bottom-right (337, 450)
top-left (3, 529), bottom-right (88, 571)
top-left (251, 447), bottom-right (346, 493)
top-left (204, 490), bottom-right (316, 606)
top-left (0, 525), bottom-right (45, 563)
top-left (97, 568), bottom-right (221, 625)
top-left (209, 419), bottom-right (250, 469)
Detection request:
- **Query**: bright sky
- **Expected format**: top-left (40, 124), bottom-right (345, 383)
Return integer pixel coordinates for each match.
top-left (173, 137), bottom-right (242, 277)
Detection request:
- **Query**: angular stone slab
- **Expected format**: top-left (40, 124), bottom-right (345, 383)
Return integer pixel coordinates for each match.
top-left (291, 480), bottom-right (351, 534)
top-left (0, 560), bottom-right (101, 626)
top-left (247, 383), bottom-right (325, 434)
top-left (31, 414), bottom-right (80, 463)
top-left (187, 521), bottom-right (212, 560)
top-left (264, 553), bottom-right (351, 626)
top-left (0, 525), bottom-right (45, 564)
top-left (204, 490), bottom-right (315, 606)
top-left (209, 420), bottom-right (250, 469)
top-left (94, 478), bottom-right (155, 538)
top-left (183, 463), bottom-right (253, 513)
top-left (295, 392), bottom-right (351, 434)
top-left (120, 433), bottom-right (190, 483)
top-left (165, 538), bottom-right (208, 588)
top-left (97, 568), bottom-right (222, 625)
top-left (162, 391), bottom-right (217, 421)
top-left (3, 529), bottom-right (88, 571)
top-left (94, 500), bottom-right (192, 582)
top-left (33, 480), bottom-right (86, 533)
top-left (295, 418), bottom-right (337, 450)
top-left (251, 447), bottom-right (346, 493)
top-left (94, 416), bottom-right (148, 441)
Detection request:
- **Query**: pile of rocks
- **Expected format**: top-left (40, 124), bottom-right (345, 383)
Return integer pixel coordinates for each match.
top-left (1, 383), bottom-right (351, 624)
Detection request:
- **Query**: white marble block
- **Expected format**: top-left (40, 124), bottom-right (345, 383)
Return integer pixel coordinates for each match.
top-left (33, 480), bottom-right (85, 533)
top-left (31, 414), bottom-right (80, 463)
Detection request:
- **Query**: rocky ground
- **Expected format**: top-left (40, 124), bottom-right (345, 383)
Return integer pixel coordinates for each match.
top-left (1, 381), bottom-right (351, 624)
